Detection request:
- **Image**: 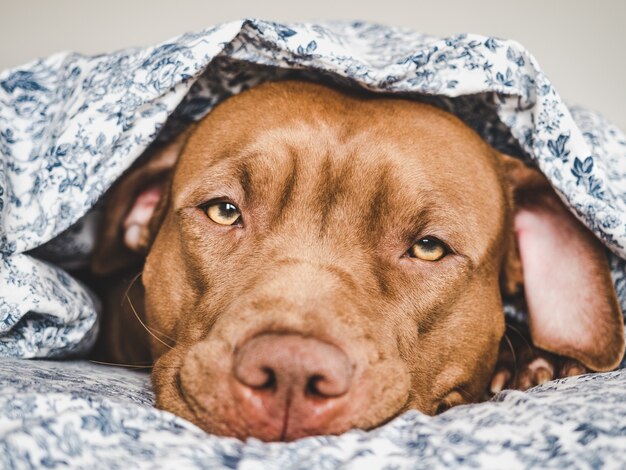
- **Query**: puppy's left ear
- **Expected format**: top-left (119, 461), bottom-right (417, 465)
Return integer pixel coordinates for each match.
top-left (500, 154), bottom-right (625, 371)
top-left (91, 127), bottom-right (194, 275)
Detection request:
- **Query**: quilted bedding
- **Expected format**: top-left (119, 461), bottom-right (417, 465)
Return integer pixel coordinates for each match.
top-left (1, 19), bottom-right (626, 468)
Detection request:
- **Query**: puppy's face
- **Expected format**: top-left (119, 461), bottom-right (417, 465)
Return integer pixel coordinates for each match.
top-left (142, 81), bottom-right (510, 441)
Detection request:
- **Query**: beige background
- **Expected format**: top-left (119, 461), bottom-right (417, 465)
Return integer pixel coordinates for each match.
top-left (1, 0), bottom-right (624, 129)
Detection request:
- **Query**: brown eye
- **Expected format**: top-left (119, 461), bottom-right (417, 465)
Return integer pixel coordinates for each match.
top-left (205, 202), bottom-right (241, 226)
top-left (409, 237), bottom-right (448, 261)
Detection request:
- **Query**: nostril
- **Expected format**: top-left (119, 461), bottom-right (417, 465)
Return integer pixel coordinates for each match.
top-left (305, 374), bottom-right (325, 397)
top-left (235, 333), bottom-right (353, 399)
top-left (306, 372), bottom-right (350, 398)
top-left (257, 367), bottom-right (277, 391)
top-left (235, 360), bottom-right (279, 390)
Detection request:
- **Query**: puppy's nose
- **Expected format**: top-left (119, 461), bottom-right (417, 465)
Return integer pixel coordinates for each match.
top-left (233, 334), bottom-right (353, 440)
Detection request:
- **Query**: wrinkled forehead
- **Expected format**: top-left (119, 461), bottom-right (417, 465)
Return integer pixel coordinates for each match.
top-left (173, 81), bottom-right (506, 240)
top-left (175, 82), bottom-right (505, 189)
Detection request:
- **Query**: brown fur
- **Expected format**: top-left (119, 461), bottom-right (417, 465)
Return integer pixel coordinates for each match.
top-left (90, 80), bottom-right (624, 441)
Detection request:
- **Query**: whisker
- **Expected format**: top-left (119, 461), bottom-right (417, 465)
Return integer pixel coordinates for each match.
top-left (120, 271), bottom-right (143, 308)
top-left (89, 359), bottom-right (153, 369)
top-left (505, 323), bottom-right (533, 353)
top-left (125, 292), bottom-right (175, 351)
top-left (123, 272), bottom-right (177, 346)
top-left (503, 333), bottom-right (518, 384)
top-left (455, 385), bottom-right (476, 403)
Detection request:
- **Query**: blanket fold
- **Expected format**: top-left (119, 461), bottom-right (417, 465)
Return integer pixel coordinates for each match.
top-left (2, 19), bottom-right (626, 469)
top-left (2, 18), bottom-right (626, 359)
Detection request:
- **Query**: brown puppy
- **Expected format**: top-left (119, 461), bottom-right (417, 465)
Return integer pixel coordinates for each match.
top-left (91, 80), bottom-right (624, 442)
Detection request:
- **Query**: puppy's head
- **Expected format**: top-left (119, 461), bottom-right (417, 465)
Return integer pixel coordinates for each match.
top-left (94, 80), bottom-right (624, 441)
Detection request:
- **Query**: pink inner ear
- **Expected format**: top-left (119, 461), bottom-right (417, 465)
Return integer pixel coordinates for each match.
top-left (514, 194), bottom-right (624, 370)
top-left (123, 184), bottom-right (163, 252)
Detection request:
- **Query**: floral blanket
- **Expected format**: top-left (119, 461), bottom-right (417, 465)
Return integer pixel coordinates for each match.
top-left (2, 359), bottom-right (626, 469)
top-left (1, 19), bottom-right (626, 468)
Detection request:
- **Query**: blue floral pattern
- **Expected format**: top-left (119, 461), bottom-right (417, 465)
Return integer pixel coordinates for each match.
top-left (2, 359), bottom-right (626, 468)
top-left (1, 19), bottom-right (626, 358)
top-left (2, 19), bottom-right (626, 467)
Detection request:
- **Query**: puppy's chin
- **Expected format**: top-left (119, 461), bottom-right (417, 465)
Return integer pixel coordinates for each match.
top-left (151, 340), bottom-right (414, 442)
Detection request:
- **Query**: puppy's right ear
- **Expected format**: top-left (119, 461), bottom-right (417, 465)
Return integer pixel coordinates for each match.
top-left (90, 127), bottom-right (194, 276)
